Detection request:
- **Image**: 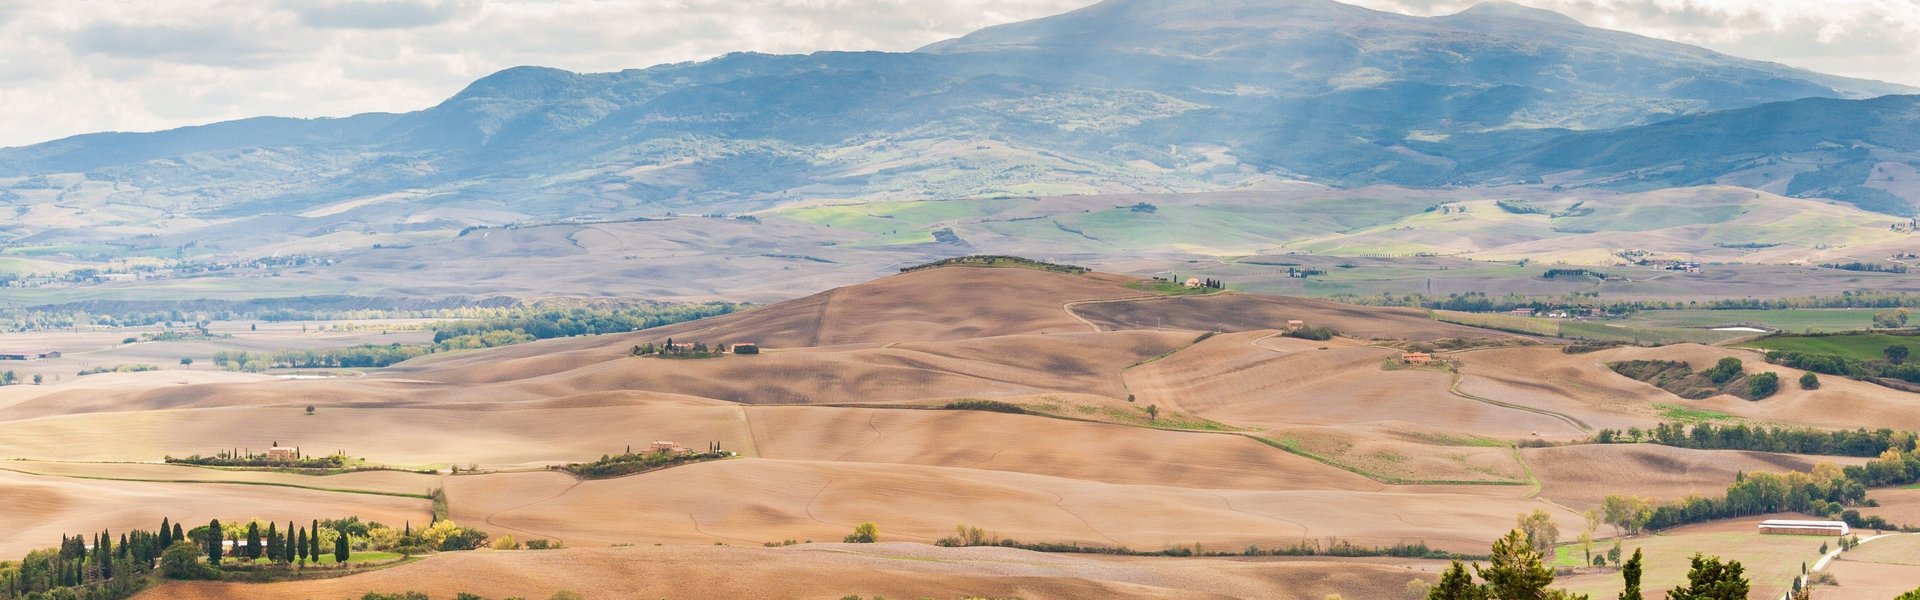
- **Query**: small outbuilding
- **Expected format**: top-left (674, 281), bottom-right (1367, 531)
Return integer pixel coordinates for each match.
top-left (1285, 320), bottom-right (1306, 331)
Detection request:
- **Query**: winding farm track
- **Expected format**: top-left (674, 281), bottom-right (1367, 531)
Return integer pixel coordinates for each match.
top-left (1443, 355), bottom-right (1593, 433)
top-left (1061, 294), bottom-right (1182, 332)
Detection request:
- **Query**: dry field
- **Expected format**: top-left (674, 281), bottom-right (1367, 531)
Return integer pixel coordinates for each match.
top-left (0, 265), bottom-right (1906, 598)
top-left (0, 468), bottom-right (428, 558)
top-left (1814, 534), bottom-right (1920, 599)
top-left (136, 543), bottom-right (1453, 600)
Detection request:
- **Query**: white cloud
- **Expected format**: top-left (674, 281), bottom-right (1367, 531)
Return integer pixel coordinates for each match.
top-left (1, 0), bottom-right (1917, 148)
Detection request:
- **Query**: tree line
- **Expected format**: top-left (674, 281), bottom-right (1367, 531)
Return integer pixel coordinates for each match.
top-left (428, 304), bottom-right (742, 344)
top-left (1599, 445), bottom-right (1920, 534)
top-left (1336, 290), bottom-right (1920, 314)
top-left (1765, 347), bottom-right (1920, 384)
top-left (1592, 422), bottom-right (1917, 458)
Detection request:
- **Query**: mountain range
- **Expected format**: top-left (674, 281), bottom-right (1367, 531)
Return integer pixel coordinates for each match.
top-left (2, 0), bottom-right (1917, 253)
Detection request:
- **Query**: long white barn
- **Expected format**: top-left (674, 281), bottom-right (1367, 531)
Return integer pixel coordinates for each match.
top-left (1758, 519), bottom-right (1850, 536)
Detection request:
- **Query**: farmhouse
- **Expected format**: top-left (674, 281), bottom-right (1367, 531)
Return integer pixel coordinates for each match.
top-left (1285, 320), bottom-right (1306, 331)
top-left (265, 446), bottom-right (298, 462)
top-left (1184, 277), bottom-right (1203, 288)
top-left (0, 350), bottom-right (60, 361)
top-left (1401, 352), bottom-right (1433, 365)
top-left (652, 440), bottom-right (690, 454)
top-left (1757, 519), bottom-right (1849, 536)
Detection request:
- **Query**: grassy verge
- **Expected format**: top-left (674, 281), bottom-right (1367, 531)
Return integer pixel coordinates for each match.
top-left (1655, 403), bottom-right (1737, 423)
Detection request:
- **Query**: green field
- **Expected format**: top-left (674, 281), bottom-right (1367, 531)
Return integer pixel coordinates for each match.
top-left (1655, 403), bottom-right (1736, 423)
top-left (1621, 309), bottom-right (1880, 334)
top-left (1431, 311), bottom-right (1747, 345)
top-left (1555, 531), bottom-right (1830, 598)
top-left (1739, 332), bottom-right (1920, 362)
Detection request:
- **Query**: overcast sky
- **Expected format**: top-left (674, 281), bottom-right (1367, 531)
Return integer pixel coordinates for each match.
top-left (1, 0), bottom-right (1916, 148)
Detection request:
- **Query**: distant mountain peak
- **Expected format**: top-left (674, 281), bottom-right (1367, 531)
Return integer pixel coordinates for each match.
top-left (1447, 1), bottom-right (1582, 26)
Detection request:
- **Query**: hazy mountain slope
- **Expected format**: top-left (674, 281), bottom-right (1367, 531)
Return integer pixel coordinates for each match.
top-left (1477, 94), bottom-right (1920, 214)
top-left (0, 0), bottom-right (1911, 232)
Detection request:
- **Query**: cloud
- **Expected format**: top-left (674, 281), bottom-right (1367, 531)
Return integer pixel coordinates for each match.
top-left (285, 0), bottom-right (480, 29)
top-left (69, 21), bottom-right (303, 68)
top-left (1, 0), bottom-right (1919, 149)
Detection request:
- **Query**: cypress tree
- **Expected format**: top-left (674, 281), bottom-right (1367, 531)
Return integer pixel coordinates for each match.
top-left (296, 528), bottom-right (307, 563)
top-left (334, 527), bottom-right (349, 563)
top-left (99, 531), bottom-right (113, 579)
top-left (268, 522), bottom-right (281, 562)
top-left (286, 521), bottom-right (296, 564)
top-left (248, 521), bottom-right (262, 559)
top-left (310, 520), bottom-right (321, 560)
top-left (1620, 548), bottom-right (1644, 600)
top-left (208, 519), bottom-right (223, 565)
top-left (159, 517), bottom-right (171, 547)
top-left (173, 522), bottom-right (184, 543)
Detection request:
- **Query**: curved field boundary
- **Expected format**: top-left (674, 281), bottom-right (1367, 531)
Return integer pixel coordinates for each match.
top-left (795, 401), bottom-right (1527, 487)
top-left (0, 465), bottom-right (434, 499)
top-left (1061, 294), bottom-right (1199, 332)
top-left (1446, 370), bottom-right (1592, 433)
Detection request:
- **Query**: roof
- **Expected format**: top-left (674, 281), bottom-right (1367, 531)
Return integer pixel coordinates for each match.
top-left (1759, 520), bottom-right (1847, 527)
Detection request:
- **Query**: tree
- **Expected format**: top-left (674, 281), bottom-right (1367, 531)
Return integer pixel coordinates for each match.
top-left (285, 521), bottom-right (296, 564)
top-left (1607, 540), bottom-right (1622, 566)
top-left (31, 373), bottom-right (41, 385)
top-left (1705, 357), bottom-right (1743, 385)
top-left (1887, 344), bottom-right (1911, 365)
top-left (1895, 587), bottom-right (1920, 600)
top-left (335, 527), bottom-right (350, 563)
top-left (1748, 372), bottom-right (1780, 399)
top-left (1799, 372), bottom-right (1820, 390)
top-left (843, 522), bottom-right (878, 543)
top-left (1579, 509), bottom-right (1601, 565)
top-left (246, 521), bottom-right (261, 559)
top-left (312, 519), bottom-right (323, 559)
top-left (1516, 510), bottom-right (1559, 557)
top-left (1477, 529), bottom-right (1554, 600)
top-left (297, 528), bottom-right (308, 563)
top-left (180, 357), bottom-right (193, 366)
top-left (160, 541), bottom-right (215, 580)
top-left (160, 517), bottom-right (173, 547)
top-left (207, 519), bottom-right (223, 565)
top-left (306, 405), bottom-right (315, 415)
top-left (266, 522), bottom-right (280, 562)
top-left (1601, 495), bottom-right (1652, 536)
top-left (1145, 404), bottom-right (1159, 421)
top-left (1665, 554), bottom-right (1749, 600)
top-left (1427, 561), bottom-right (1485, 600)
top-left (174, 522), bottom-right (184, 544)
top-left (1618, 548), bottom-right (1643, 600)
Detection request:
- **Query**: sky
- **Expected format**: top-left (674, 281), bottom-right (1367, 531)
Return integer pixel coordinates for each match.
top-left (1, 0), bottom-right (1916, 148)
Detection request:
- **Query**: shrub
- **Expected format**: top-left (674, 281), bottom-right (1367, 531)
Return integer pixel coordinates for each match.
top-left (1747, 372), bottom-right (1780, 400)
top-left (160, 541), bottom-right (219, 580)
top-left (1800, 372), bottom-right (1820, 390)
top-left (1704, 357), bottom-right (1744, 385)
top-left (844, 522), bottom-right (878, 543)
top-left (942, 399), bottom-right (1025, 414)
top-left (361, 593), bottom-right (429, 600)
top-left (1284, 326), bottom-right (1339, 341)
